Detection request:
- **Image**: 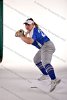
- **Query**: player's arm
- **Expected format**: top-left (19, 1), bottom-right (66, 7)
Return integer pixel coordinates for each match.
top-left (20, 36), bottom-right (34, 44)
top-left (15, 29), bottom-right (34, 44)
top-left (24, 31), bottom-right (29, 37)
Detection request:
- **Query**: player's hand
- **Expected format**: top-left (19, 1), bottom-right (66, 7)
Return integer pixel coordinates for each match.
top-left (15, 29), bottom-right (25, 37)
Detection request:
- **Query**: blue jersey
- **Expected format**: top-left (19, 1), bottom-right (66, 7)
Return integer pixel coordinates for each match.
top-left (29, 27), bottom-right (50, 49)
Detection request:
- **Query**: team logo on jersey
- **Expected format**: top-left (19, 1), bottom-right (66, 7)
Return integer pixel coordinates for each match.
top-left (41, 32), bottom-right (46, 37)
top-left (38, 29), bottom-right (46, 37)
top-left (38, 29), bottom-right (41, 33)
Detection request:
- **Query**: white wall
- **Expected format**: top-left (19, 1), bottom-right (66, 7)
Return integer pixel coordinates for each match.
top-left (3, 0), bottom-right (67, 70)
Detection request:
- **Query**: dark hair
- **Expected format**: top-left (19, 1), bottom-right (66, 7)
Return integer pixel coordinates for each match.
top-left (27, 18), bottom-right (38, 28)
top-left (34, 22), bottom-right (38, 28)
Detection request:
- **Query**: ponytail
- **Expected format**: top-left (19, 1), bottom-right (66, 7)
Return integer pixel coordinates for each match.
top-left (34, 22), bottom-right (39, 28)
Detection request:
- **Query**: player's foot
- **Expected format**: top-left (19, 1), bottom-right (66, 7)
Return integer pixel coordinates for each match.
top-left (50, 78), bottom-right (61, 92)
top-left (38, 74), bottom-right (48, 81)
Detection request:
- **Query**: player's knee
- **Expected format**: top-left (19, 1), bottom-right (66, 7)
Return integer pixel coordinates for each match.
top-left (33, 56), bottom-right (37, 64)
top-left (33, 56), bottom-right (39, 64)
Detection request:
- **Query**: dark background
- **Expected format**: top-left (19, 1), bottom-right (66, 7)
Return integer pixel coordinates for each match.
top-left (0, 0), bottom-right (3, 62)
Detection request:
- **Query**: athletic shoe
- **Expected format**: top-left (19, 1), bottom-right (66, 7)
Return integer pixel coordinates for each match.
top-left (50, 78), bottom-right (61, 92)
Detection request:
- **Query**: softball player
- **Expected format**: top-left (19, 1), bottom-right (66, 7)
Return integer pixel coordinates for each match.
top-left (16, 18), bottom-right (61, 92)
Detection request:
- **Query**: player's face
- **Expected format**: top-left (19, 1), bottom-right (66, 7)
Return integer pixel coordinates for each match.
top-left (25, 24), bottom-right (34, 31)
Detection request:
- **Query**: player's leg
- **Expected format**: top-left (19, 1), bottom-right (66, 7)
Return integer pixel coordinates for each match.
top-left (33, 50), bottom-right (48, 76)
top-left (41, 41), bottom-right (61, 92)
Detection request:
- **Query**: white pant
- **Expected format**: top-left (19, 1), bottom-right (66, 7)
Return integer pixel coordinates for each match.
top-left (33, 41), bottom-right (55, 66)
